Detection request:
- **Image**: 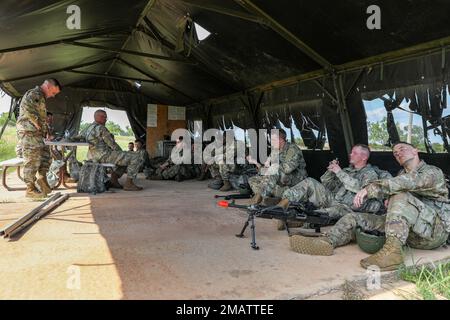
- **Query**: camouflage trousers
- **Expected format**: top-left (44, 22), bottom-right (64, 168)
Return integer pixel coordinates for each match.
top-left (155, 164), bottom-right (197, 180)
top-left (99, 150), bottom-right (143, 179)
top-left (327, 192), bottom-right (449, 250)
top-left (209, 163), bottom-right (237, 181)
top-left (282, 177), bottom-right (353, 219)
top-left (248, 174), bottom-right (289, 198)
top-left (18, 133), bottom-right (48, 184)
top-left (40, 145), bottom-right (52, 173)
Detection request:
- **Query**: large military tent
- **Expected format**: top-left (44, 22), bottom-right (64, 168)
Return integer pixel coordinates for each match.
top-left (1, 0), bottom-right (450, 176)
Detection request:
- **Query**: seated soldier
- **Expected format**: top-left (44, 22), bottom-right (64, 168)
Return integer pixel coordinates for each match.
top-left (247, 129), bottom-right (308, 205)
top-left (128, 142), bottom-right (135, 152)
top-left (134, 139), bottom-right (152, 177)
top-left (289, 142), bottom-right (450, 271)
top-left (78, 109), bottom-right (143, 191)
top-left (208, 133), bottom-right (246, 191)
top-left (148, 136), bottom-right (197, 181)
top-left (275, 144), bottom-right (384, 230)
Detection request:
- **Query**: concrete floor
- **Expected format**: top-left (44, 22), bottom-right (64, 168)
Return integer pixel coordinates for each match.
top-left (0, 172), bottom-right (449, 299)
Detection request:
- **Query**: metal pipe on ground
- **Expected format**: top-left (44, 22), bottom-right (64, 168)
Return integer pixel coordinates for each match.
top-left (7, 194), bottom-right (70, 239)
top-left (1, 192), bottom-right (62, 237)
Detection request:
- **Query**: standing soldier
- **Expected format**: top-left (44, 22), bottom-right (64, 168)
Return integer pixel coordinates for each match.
top-left (39, 112), bottom-right (55, 184)
top-left (16, 79), bottom-right (61, 198)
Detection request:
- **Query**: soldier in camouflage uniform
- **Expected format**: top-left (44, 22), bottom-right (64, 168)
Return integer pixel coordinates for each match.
top-left (208, 136), bottom-right (246, 191)
top-left (148, 137), bottom-right (199, 181)
top-left (40, 112), bottom-right (54, 178)
top-left (277, 144), bottom-right (383, 219)
top-left (247, 129), bottom-right (307, 205)
top-left (290, 142), bottom-right (450, 271)
top-left (16, 79), bottom-right (61, 198)
top-left (79, 110), bottom-right (143, 191)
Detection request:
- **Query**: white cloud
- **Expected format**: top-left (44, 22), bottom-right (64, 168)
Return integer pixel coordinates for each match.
top-left (366, 107), bottom-right (386, 121)
top-left (0, 94), bottom-right (12, 113)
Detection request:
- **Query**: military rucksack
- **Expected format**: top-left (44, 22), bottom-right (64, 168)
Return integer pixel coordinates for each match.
top-left (77, 161), bottom-right (109, 194)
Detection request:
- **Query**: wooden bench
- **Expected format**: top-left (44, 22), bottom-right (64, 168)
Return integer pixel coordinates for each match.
top-left (0, 158), bottom-right (25, 191)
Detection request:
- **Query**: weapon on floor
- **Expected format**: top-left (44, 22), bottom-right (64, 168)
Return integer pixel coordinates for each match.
top-left (214, 193), bottom-right (253, 200)
top-left (1, 192), bottom-right (69, 239)
top-left (217, 200), bottom-right (338, 250)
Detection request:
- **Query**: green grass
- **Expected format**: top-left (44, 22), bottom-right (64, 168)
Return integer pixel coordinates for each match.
top-left (398, 261), bottom-right (450, 300)
top-left (76, 135), bottom-right (135, 162)
top-left (0, 125), bottom-right (18, 163)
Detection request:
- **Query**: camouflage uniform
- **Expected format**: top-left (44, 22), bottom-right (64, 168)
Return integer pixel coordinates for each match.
top-left (282, 164), bottom-right (381, 218)
top-left (153, 145), bottom-right (199, 180)
top-left (209, 163), bottom-right (237, 180)
top-left (326, 161), bottom-right (450, 249)
top-left (16, 86), bottom-right (48, 184)
top-left (249, 142), bottom-right (307, 198)
top-left (40, 123), bottom-right (53, 174)
top-left (209, 140), bottom-right (245, 180)
top-left (80, 122), bottom-right (142, 179)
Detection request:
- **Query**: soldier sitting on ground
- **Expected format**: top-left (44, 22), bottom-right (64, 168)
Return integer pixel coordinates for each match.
top-left (76, 109), bottom-right (143, 191)
top-left (289, 142), bottom-right (450, 271)
top-left (208, 133), bottom-right (247, 192)
top-left (134, 139), bottom-right (153, 178)
top-left (246, 129), bottom-right (308, 205)
top-left (148, 136), bottom-right (198, 181)
top-left (275, 144), bottom-right (385, 230)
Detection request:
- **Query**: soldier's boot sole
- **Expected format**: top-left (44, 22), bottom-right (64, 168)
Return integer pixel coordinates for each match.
top-left (289, 235), bottom-right (334, 256)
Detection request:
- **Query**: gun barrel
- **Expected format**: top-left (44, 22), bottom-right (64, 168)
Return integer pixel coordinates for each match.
top-left (217, 200), bottom-right (251, 209)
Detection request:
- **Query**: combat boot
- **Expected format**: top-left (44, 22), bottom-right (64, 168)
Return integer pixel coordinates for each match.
top-left (123, 178), bottom-right (143, 191)
top-left (289, 235), bottom-right (334, 256)
top-left (360, 237), bottom-right (404, 271)
top-left (25, 183), bottom-right (46, 199)
top-left (110, 172), bottom-right (123, 189)
top-left (36, 176), bottom-right (52, 195)
top-left (219, 180), bottom-right (232, 192)
top-left (249, 193), bottom-right (263, 205)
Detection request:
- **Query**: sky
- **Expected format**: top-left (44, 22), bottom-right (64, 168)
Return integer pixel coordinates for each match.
top-left (363, 88), bottom-right (450, 143)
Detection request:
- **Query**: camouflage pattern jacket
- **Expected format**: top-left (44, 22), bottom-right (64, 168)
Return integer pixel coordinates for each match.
top-left (16, 86), bottom-right (47, 136)
top-left (270, 142), bottom-right (308, 187)
top-left (321, 164), bottom-right (379, 208)
top-left (79, 122), bottom-right (122, 161)
top-left (366, 160), bottom-right (450, 234)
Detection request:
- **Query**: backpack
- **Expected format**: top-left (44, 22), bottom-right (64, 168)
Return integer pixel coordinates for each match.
top-left (77, 161), bottom-right (109, 194)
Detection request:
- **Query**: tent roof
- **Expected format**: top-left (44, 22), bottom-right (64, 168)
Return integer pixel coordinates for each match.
top-left (1, 0), bottom-right (450, 105)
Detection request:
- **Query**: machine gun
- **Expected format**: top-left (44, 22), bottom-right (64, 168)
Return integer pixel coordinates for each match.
top-left (217, 200), bottom-right (338, 250)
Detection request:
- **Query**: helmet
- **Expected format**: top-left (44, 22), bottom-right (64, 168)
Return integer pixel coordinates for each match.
top-left (355, 228), bottom-right (386, 254)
